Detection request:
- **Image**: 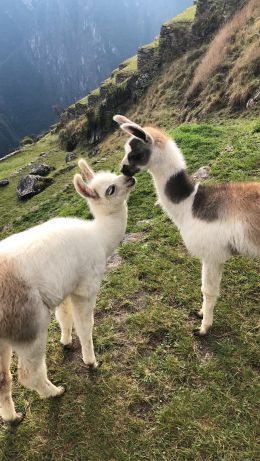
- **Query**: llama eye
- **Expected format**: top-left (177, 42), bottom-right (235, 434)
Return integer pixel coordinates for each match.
top-left (105, 185), bottom-right (116, 196)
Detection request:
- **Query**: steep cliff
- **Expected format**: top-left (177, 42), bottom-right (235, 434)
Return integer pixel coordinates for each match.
top-left (58, 0), bottom-right (259, 151)
top-left (0, 0), bottom-right (192, 157)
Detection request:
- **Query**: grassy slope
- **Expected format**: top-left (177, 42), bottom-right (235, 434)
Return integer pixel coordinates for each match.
top-left (166, 5), bottom-right (196, 24)
top-left (0, 117), bottom-right (259, 461)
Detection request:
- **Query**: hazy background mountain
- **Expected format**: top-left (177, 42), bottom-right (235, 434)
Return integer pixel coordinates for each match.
top-left (0, 0), bottom-right (192, 157)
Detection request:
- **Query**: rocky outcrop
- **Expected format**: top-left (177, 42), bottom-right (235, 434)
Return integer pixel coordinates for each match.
top-left (65, 152), bottom-right (77, 163)
top-left (0, 179), bottom-right (9, 187)
top-left (192, 0), bottom-right (247, 43)
top-left (17, 175), bottom-right (53, 200)
top-left (29, 164), bottom-right (53, 176)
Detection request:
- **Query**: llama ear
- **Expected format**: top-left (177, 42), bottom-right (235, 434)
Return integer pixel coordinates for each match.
top-left (73, 174), bottom-right (98, 199)
top-left (121, 123), bottom-right (153, 144)
top-left (113, 114), bottom-right (135, 126)
top-left (78, 159), bottom-right (95, 181)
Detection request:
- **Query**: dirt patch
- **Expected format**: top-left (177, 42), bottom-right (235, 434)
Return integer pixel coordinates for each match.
top-left (107, 252), bottom-right (123, 269)
top-left (107, 233), bottom-right (146, 270)
top-left (128, 398), bottom-right (153, 416)
top-left (147, 328), bottom-right (169, 349)
top-left (122, 232), bottom-right (146, 244)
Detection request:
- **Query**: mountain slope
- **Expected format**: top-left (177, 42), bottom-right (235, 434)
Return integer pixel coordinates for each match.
top-left (0, 0), bottom-right (192, 156)
top-left (57, 0), bottom-right (259, 151)
top-left (0, 2), bottom-right (259, 460)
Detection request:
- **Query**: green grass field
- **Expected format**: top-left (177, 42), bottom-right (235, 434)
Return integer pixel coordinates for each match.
top-left (0, 118), bottom-right (259, 460)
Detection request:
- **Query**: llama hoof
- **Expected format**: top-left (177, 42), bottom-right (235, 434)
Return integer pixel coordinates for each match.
top-left (5, 412), bottom-right (24, 425)
top-left (62, 342), bottom-right (73, 350)
top-left (83, 360), bottom-right (99, 371)
top-left (54, 386), bottom-right (66, 397)
top-left (87, 362), bottom-right (98, 371)
top-left (195, 310), bottom-right (203, 319)
top-left (193, 328), bottom-right (208, 338)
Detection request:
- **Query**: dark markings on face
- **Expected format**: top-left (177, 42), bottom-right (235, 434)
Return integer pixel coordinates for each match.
top-left (128, 138), bottom-right (151, 166)
top-left (121, 164), bottom-right (140, 177)
top-left (192, 184), bottom-right (228, 222)
top-left (122, 138), bottom-right (151, 177)
top-left (165, 170), bottom-right (195, 204)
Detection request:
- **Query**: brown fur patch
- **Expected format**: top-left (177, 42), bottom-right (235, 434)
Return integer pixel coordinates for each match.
top-left (144, 126), bottom-right (169, 146)
top-left (0, 259), bottom-right (41, 342)
top-left (232, 182), bottom-right (260, 248)
top-left (192, 183), bottom-right (228, 221)
top-left (193, 182), bottom-right (260, 250)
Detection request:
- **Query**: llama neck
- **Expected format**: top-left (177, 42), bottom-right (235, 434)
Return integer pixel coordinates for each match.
top-left (93, 203), bottom-right (128, 258)
top-left (149, 141), bottom-right (195, 226)
top-left (151, 140), bottom-right (187, 178)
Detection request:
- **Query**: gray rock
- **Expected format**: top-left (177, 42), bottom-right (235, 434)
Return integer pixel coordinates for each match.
top-left (88, 147), bottom-right (101, 158)
top-left (122, 232), bottom-right (145, 244)
top-left (29, 164), bottom-right (52, 176)
top-left (65, 152), bottom-right (77, 163)
top-left (17, 175), bottom-right (53, 200)
top-left (0, 179), bottom-right (9, 187)
top-left (107, 252), bottom-right (123, 269)
top-left (192, 166), bottom-right (210, 181)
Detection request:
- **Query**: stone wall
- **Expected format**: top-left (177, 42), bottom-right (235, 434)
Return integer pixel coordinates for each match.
top-left (159, 22), bottom-right (193, 63)
top-left (137, 46), bottom-right (159, 75)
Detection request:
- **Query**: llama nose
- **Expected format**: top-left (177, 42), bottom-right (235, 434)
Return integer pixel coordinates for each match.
top-left (121, 164), bottom-right (133, 177)
top-left (121, 164), bottom-right (140, 177)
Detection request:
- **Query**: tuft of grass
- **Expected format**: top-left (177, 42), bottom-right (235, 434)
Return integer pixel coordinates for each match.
top-left (78, 95), bottom-right (88, 105)
top-left (142, 38), bottom-right (159, 50)
top-left (118, 55), bottom-right (138, 74)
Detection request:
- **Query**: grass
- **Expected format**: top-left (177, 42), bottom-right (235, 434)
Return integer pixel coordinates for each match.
top-left (78, 96), bottom-right (88, 105)
top-left (0, 118), bottom-right (259, 460)
top-left (166, 5), bottom-right (196, 25)
top-left (117, 55), bottom-right (138, 78)
top-left (142, 38), bottom-right (159, 50)
top-left (90, 88), bottom-right (100, 97)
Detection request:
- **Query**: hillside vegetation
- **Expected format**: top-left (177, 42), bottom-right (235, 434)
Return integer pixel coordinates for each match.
top-left (0, 1), bottom-right (259, 460)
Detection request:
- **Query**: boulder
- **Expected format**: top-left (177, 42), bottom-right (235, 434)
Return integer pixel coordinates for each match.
top-left (29, 164), bottom-right (52, 176)
top-left (0, 179), bottom-right (9, 187)
top-left (192, 165), bottom-right (210, 181)
top-left (17, 175), bottom-right (53, 200)
top-left (88, 147), bottom-right (101, 158)
top-left (65, 152), bottom-right (77, 163)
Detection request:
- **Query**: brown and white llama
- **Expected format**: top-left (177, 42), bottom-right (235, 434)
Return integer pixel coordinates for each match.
top-left (114, 114), bottom-right (260, 336)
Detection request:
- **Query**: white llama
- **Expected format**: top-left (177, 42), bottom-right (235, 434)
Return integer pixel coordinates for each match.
top-left (0, 159), bottom-right (135, 423)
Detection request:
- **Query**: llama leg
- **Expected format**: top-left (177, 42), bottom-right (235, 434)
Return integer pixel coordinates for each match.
top-left (56, 297), bottom-right (73, 347)
top-left (195, 261), bottom-right (223, 336)
top-left (16, 332), bottom-right (65, 398)
top-left (0, 340), bottom-right (23, 424)
top-left (71, 293), bottom-right (97, 368)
